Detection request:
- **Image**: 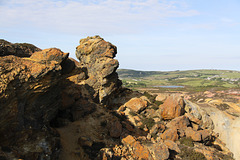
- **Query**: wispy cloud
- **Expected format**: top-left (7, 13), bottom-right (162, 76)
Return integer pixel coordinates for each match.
top-left (220, 17), bottom-right (239, 27)
top-left (0, 0), bottom-right (199, 35)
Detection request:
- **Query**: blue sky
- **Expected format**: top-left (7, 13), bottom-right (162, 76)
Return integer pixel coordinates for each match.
top-left (1, 0), bottom-right (240, 71)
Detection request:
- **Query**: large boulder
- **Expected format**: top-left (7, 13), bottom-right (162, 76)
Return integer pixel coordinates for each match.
top-left (0, 39), bottom-right (41, 57)
top-left (166, 115), bottom-right (190, 129)
top-left (160, 94), bottom-right (185, 120)
top-left (124, 97), bottom-right (148, 113)
top-left (150, 143), bottom-right (169, 160)
top-left (160, 128), bottom-right (179, 141)
top-left (75, 36), bottom-right (122, 103)
top-left (184, 99), bottom-right (214, 129)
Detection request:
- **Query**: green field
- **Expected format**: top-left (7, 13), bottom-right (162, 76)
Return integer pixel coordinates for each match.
top-left (117, 69), bottom-right (240, 92)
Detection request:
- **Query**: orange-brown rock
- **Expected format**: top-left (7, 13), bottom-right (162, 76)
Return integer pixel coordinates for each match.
top-left (164, 140), bottom-right (181, 153)
top-left (75, 36), bottom-right (122, 103)
top-left (185, 112), bottom-right (202, 125)
top-left (155, 93), bottom-right (169, 102)
top-left (124, 97), bottom-right (148, 113)
top-left (30, 48), bottom-right (68, 63)
top-left (198, 129), bottom-right (211, 141)
top-left (160, 94), bottom-right (185, 120)
top-left (151, 143), bottom-right (169, 160)
top-left (185, 127), bottom-right (202, 142)
top-left (161, 128), bottom-right (179, 141)
top-left (122, 135), bottom-right (153, 160)
top-left (0, 48), bottom-right (70, 159)
top-left (166, 115), bottom-right (190, 129)
top-left (0, 39), bottom-right (41, 57)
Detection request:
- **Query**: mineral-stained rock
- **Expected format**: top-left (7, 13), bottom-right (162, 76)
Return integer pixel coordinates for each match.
top-left (160, 94), bottom-right (185, 120)
top-left (30, 48), bottom-right (68, 63)
top-left (155, 93), bottom-right (169, 102)
top-left (161, 128), bottom-right (179, 141)
top-left (122, 135), bottom-right (153, 160)
top-left (164, 140), bottom-right (181, 153)
top-left (75, 35), bottom-right (122, 103)
top-left (150, 123), bottom-right (166, 135)
top-left (185, 127), bottom-right (202, 142)
top-left (185, 112), bottom-right (202, 125)
top-left (0, 39), bottom-right (41, 57)
top-left (0, 48), bottom-right (69, 159)
top-left (184, 99), bottom-right (202, 119)
top-left (184, 100), bottom-right (214, 130)
top-left (166, 115), bottom-right (190, 129)
top-left (198, 129), bottom-right (211, 141)
top-left (150, 143), bottom-right (170, 160)
top-left (124, 97), bottom-right (148, 113)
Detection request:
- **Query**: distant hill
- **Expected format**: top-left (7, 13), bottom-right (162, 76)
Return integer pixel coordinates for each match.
top-left (117, 69), bottom-right (240, 91)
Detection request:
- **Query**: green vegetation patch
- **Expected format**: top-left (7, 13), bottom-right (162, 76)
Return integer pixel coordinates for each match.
top-left (178, 145), bottom-right (206, 160)
top-left (118, 69), bottom-right (240, 91)
top-left (179, 137), bottom-right (194, 147)
top-left (216, 103), bottom-right (230, 111)
top-left (140, 117), bottom-right (155, 130)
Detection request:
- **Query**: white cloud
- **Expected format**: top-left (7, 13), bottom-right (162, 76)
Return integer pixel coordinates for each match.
top-left (0, 0), bottom-right (199, 35)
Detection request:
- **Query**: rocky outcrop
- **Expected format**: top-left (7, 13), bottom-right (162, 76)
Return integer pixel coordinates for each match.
top-left (184, 99), bottom-right (214, 130)
top-left (0, 39), bottom-right (41, 57)
top-left (75, 36), bottom-right (122, 103)
top-left (0, 48), bottom-right (71, 159)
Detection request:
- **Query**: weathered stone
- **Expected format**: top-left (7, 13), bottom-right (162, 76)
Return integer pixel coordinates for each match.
top-left (164, 140), bottom-right (181, 153)
top-left (185, 127), bottom-right (202, 142)
top-left (192, 123), bottom-right (200, 131)
top-left (100, 148), bottom-right (114, 160)
top-left (30, 48), bottom-right (69, 63)
top-left (160, 94), bottom-right (185, 120)
top-left (161, 128), bottom-right (179, 141)
top-left (155, 93), bottom-right (169, 102)
top-left (75, 36), bottom-right (122, 103)
top-left (124, 97), bottom-right (148, 113)
top-left (109, 120), bottom-right (122, 138)
top-left (72, 99), bottom-right (97, 120)
top-left (184, 99), bottom-right (214, 130)
top-left (0, 48), bottom-right (70, 159)
top-left (150, 123), bottom-right (166, 135)
top-left (198, 129), bottom-right (211, 141)
top-left (122, 135), bottom-right (153, 160)
top-left (152, 143), bottom-right (169, 160)
top-left (122, 135), bottom-right (136, 146)
top-left (0, 39), bottom-right (41, 57)
top-left (185, 112), bottom-right (202, 125)
top-left (178, 129), bottom-right (185, 138)
top-left (184, 99), bottom-right (202, 120)
top-left (166, 115), bottom-right (190, 129)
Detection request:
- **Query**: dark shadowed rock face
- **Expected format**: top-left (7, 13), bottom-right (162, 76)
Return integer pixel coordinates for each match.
top-left (0, 48), bottom-right (69, 159)
top-left (75, 35), bottom-right (122, 103)
top-left (0, 39), bottom-right (41, 57)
